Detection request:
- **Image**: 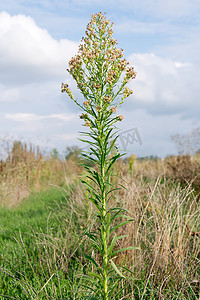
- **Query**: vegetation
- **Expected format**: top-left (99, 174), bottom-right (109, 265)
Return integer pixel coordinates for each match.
top-left (62, 11), bottom-right (137, 299)
top-left (0, 137), bottom-right (200, 298)
top-left (0, 146), bottom-right (200, 298)
top-left (0, 138), bottom-right (80, 207)
top-left (0, 12), bottom-right (200, 300)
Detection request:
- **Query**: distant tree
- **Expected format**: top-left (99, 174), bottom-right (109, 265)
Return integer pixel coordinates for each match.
top-left (52, 148), bottom-right (59, 159)
top-left (171, 127), bottom-right (200, 155)
top-left (64, 146), bottom-right (82, 162)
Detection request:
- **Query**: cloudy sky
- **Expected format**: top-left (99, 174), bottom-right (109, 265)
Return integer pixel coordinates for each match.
top-left (0, 0), bottom-right (200, 157)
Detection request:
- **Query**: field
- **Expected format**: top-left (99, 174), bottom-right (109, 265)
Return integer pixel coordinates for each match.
top-left (0, 140), bottom-right (200, 299)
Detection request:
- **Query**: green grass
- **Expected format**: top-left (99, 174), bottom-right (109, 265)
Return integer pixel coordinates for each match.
top-left (0, 188), bottom-right (68, 249)
top-left (0, 179), bottom-right (199, 299)
top-left (0, 186), bottom-right (86, 299)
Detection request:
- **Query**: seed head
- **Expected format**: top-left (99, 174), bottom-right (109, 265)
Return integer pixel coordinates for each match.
top-left (104, 95), bottom-right (112, 103)
top-left (80, 113), bottom-right (88, 120)
top-left (84, 120), bottom-right (91, 127)
top-left (110, 107), bottom-right (117, 113)
top-left (83, 100), bottom-right (90, 106)
top-left (96, 106), bottom-right (102, 112)
top-left (118, 115), bottom-right (124, 121)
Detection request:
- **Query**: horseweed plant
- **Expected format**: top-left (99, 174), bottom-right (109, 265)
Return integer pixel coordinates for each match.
top-left (62, 12), bottom-right (137, 299)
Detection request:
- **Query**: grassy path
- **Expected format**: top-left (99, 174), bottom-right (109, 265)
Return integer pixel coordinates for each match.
top-left (0, 187), bottom-right (73, 299)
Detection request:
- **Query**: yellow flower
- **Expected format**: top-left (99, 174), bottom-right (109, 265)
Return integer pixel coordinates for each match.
top-left (83, 100), bottom-right (90, 106)
top-left (94, 83), bottom-right (101, 89)
top-left (96, 106), bottom-right (102, 112)
top-left (104, 95), bottom-right (112, 103)
top-left (84, 120), bottom-right (91, 127)
top-left (80, 113), bottom-right (88, 119)
top-left (118, 115), bottom-right (124, 121)
top-left (110, 107), bottom-right (117, 113)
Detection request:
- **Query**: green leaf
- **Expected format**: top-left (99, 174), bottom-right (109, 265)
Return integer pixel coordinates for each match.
top-left (88, 197), bottom-right (102, 212)
top-left (107, 234), bottom-right (117, 259)
top-left (85, 232), bottom-right (101, 244)
top-left (81, 153), bottom-right (98, 164)
top-left (84, 175), bottom-right (99, 188)
top-left (109, 206), bottom-right (134, 216)
top-left (88, 272), bottom-right (104, 285)
top-left (81, 180), bottom-right (99, 194)
top-left (105, 153), bottom-right (121, 176)
top-left (88, 147), bottom-right (101, 160)
top-left (116, 234), bottom-right (129, 240)
top-left (83, 253), bottom-right (99, 269)
top-left (90, 105), bottom-right (97, 118)
top-left (110, 219), bottom-right (134, 234)
top-left (113, 246), bottom-right (139, 256)
top-left (91, 171), bottom-right (102, 188)
top-left (110, 209), bottom-right (123, 222)
top-left (110, 260), bottom-right (125, 278)
top-left (91, 242), bottom-right (102, 254)
top-left (106, 213), bottom-right (111, 243)
top-left (81, 284), bottom-right (97, 293)
top-left (108, 235), bottom-right (128, 259)
top-left (107, 134), bottom-right (118, 155)
top-left (108, 278), bottom-right (121, 297)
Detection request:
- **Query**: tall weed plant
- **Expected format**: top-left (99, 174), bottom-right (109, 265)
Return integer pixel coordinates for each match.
top-left (62, 12), bottom-right (137, 299)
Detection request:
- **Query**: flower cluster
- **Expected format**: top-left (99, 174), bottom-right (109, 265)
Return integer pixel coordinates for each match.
top-left (118, 115), bottom-right (124, 121)
top-left (104, 95), bottom-right (112, 103)
top-left (96, 106), bottom-right (102, 112)
top-left (79, 113), bottom-right (88, 120)
top-left (110, 107), bottom-right (117, 113)
top-left (123, 87), bottom-right (133, 98)
top-left (84, 120), bottom-right (91, 127)
top-left (62, 12), bottom-right (136, 124)
top-left (61, 14), bottom-right (137, 297)
top-left (125, 66), bottom-right (137, 81)
top-left (83, 100), bottom-right (90, 106)
top-left (61, 83), bottom-right (74, 99)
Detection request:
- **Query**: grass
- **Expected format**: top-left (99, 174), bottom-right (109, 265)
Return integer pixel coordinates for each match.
top-left (0, 152), bottom-right (200, 299)
top-left (0, 185), bottom-right (89, 299)
top-left (0, 138), bottom-right (81, 207)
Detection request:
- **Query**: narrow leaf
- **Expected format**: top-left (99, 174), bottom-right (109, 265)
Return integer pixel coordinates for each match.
top-left (88, 272), bottom-right (104, 285)
top-left (110, 219), bottom-right (134, 234)
top-left (110, 260), bottom-right (125, 278)
top-left (83, 253), bottom-right (99, 269)
top-left (113, 246), bottom-right (139, 256)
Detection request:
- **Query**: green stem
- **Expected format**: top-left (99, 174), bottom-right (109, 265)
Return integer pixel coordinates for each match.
top-left (99, 118), bottom-right (109, 300)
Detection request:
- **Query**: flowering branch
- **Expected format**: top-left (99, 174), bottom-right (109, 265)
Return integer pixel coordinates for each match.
top-left (62, 12), bottom-right (137, 299)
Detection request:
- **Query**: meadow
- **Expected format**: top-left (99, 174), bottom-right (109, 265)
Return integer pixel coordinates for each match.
top-left (0, 139), bottom-right (200, 299)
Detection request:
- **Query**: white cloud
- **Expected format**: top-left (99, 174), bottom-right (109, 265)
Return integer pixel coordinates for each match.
top-left (5, 113), bottom-right (76, 122)
top-left (0, 12), bottom-right (78, 83)
top-left (115, 108), bottom-right (200, 157)
top-left (0, 9), bottom-right (199, 156)
top-left (115, 21), bottom-right (178, 35)
top-left (69, 0), bottom-right (200, 18)
top-left (0, 84), bottom-right (21, 102)
top-left (126, 52), bottom-right (199, 118)
top-left (174, 62), bottom-right (192, 68)
top-left (54, 133), bottom-right (78, 141)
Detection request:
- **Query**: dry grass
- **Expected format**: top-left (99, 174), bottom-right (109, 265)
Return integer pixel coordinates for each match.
top-left (164, 155), bottom-right (200, 191)
top-left (0, 139), bottom-right (81, 207)
top-left (110, 159), bottom-right (200, 298)
top-left (63, 156), bottom-right (200, 297)
top-left (1, 141), bottom-right (200, 297)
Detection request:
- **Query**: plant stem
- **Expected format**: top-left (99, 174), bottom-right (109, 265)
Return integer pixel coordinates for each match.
top-left (62, 12), bottom-right (137, 298)
top-left (99, 118), bottom-right (109, 300)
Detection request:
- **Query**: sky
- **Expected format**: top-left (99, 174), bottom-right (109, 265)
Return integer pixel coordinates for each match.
top-left (0, 0), bottom-right (200, 158)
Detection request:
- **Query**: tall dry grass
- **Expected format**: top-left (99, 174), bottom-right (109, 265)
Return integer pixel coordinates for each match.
top-left (0, 139), bottom-right (81, 207)
top-left (1, 147), bottom-right (200, 298)
top-left (109, 158), bottom-right (200, 298)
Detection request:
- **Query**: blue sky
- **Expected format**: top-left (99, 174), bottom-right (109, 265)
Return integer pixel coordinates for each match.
top-left (0, 0), bottom-right (200, 157)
